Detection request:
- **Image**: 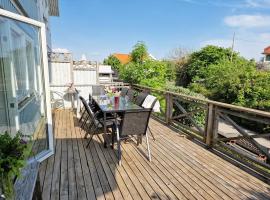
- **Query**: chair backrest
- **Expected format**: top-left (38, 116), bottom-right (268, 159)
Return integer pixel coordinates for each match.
top-left (126, 89), bottom-right (136, 101)
top-left (80, 96), bottom-right (89, 112)
top-left (92, 85), bottom-right (105, 96)
top-left (120, 109), bottom-right (152, 136)
top-left (80, 96), bottom-right (99, 126)
top-left (120, 87), bottom-right (129, 96)
top-left (142, 95), bottom-right (158, 110)
top-left (88, 93), bottom-right (97, 108)
top-left (135, 92), bottom-right (148, 106)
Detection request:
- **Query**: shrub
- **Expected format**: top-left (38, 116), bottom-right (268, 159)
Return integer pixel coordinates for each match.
top-left (189, 59), bottom-right (270, 111)
top-left (176, 45), bottom-right (237, 87)
top-left (0, 132), bottom-right (30, 199)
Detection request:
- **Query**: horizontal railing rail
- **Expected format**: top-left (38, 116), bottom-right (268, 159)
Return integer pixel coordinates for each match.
top-left (132, 84), bottom-right (270, 178)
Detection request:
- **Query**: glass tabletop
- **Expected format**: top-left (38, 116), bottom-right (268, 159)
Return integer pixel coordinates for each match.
top-left (92, 95), bottom-right (142, 112)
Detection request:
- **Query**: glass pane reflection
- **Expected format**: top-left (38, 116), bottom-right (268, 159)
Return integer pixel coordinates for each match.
top-left (0, 16), bottom-right (48, 158)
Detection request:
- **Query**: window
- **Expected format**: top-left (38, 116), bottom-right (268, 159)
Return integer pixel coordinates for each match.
top-left (99, 73), bottom-right (110, 77)
top-left (0, 9), bottom-right (53, 161)
top-left (265, 55), bottom-right (270, 62)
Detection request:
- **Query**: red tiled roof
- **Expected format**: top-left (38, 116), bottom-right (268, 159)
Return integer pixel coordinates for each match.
top-left (113, 53), bottom-right (131, 64)
top-left (263, 46), bottom-right (270, 55)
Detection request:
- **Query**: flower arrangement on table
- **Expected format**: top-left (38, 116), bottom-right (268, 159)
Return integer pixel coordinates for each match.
top-left (105, 86), bottom-right (120, 98)
top-left (0, 132), bottom-right (30, 199)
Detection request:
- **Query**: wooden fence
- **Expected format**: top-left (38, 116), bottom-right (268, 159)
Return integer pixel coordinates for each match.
top-left (132, 84), bottom-right (270, 178)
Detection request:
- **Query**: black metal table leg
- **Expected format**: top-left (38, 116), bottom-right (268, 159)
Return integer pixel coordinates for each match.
top-left (103, 112), bottom-right (107, 148)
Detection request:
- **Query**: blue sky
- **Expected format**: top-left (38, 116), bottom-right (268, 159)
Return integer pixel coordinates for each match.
top-left (51, 0), bottom-right (270, 61)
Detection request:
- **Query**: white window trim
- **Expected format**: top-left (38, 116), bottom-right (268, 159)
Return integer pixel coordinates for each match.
top-left (0, 8), bottom-right (54, 162)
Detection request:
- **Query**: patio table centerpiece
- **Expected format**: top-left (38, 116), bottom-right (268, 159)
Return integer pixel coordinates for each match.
top-left (105, 86), bottom-right (121, 105)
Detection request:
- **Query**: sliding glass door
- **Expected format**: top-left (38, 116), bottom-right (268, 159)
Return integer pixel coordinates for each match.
top-left (0, 9), bottom-right (53, 161)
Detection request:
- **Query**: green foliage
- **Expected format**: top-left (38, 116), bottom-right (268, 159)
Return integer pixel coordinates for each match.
top-left (177, 45), bottom-right (237, 87)
top-left (130, 41), bottom-right (148, 64)
top-left (0, 132), bottom-right (30, 199)
top-left (165, 83), bottom-right (207, 126)
top-left (119, 62), bottom-right (142, 84)
top-left (163, 60), bottom-right (176, 81)
top-left (165, 83), bottom-right (207, 99)
top-left (189, 58), bottom-right (270, 111)
top-left (119, 60), bottom-right (168, 89)
top-left (174, 44), bottom-right (270, 112)
top-left (103, 55), bottom-right (122, 70)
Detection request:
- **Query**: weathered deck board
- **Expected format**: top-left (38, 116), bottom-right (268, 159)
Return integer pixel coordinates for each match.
top-left (39, 110), bottom-right (270, 200)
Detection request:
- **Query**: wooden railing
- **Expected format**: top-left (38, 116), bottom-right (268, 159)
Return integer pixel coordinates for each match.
top-left (132, 84), bottom-right (270, 178)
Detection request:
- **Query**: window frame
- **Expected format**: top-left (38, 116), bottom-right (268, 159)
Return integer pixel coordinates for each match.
top-left (0, 8), bottom-right (54, 162)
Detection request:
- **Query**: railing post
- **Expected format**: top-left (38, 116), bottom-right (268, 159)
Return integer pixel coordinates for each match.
top-left (165, 92), bottom-right (173, 125)
top-left (205, 103), bottom-right (217, 147)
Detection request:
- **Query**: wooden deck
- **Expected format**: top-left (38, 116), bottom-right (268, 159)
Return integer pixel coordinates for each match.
top-left (39, 110), bottom-right (270, 200)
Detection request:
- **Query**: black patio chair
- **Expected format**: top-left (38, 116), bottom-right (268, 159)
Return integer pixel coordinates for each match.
top-left (120, 87), bottom-right (129, 96)
top-left (85, 107), bottom-right (111, 147)
top-left (126, 89), bottom-right (136, 102)
top-left (112, 109), bottom-right (152, 165)
top-left (135, 92), bottom-right (148, 106)
top-left (79, 94), bottom-right (98, 123)
top-left (80, 95), bottom-right (113, 127)
top-left (79, 96), bottom-right (114, 146)
top-left (79, 96), bottom-right (94, 130)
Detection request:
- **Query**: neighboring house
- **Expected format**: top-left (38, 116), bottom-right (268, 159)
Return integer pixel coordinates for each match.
top-left (99, 65), bottom-right (114, 83)
top-left (0, 0), bottom-right (59, 161)
top-left (113, 53), bottom-right (132, 64)
top-left (257, 46), bottom-right (270, 71)
top-left (263, 46), bottom-right (270, 63)
top-left (113, 52), bottom-right (157, 64)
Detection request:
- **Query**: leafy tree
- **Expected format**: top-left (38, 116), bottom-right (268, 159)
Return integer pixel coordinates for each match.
top-left (140, 60), bottom-right (167, 88)
top-left (119, 62), bottom-right (143, 84)
top-left (177, 45), bottom-right (237, 87)
top-left (130, 41), bottom-right (148, 64)
top-left (189, 58), bottom-right (270, 111)
top-left (103, 55), bottom-right (121, 70)
top-left (118, 41), bottom-right (172, 88)
top-left (119, 60), bottom-right (167, 88)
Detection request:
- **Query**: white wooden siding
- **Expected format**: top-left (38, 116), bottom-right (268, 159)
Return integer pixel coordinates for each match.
top-left (73, 69), bottom-right (96, 85)
top-left (50, 62), bottom-right (72, 85)
top-left (50, 60), bottom-right (98, 109)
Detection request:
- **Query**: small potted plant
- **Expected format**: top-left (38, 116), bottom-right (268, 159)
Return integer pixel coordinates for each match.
top-left (0, 132), bottom-right (30, 199)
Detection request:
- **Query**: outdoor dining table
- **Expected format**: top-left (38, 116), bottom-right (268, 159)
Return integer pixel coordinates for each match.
top-left (92, 95), bottom-right (143, 147)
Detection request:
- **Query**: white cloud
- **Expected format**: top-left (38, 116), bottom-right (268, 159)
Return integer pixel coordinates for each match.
top-left (224, 14), bottom-right (270, 28)
top-left (176, 0), bottom-right (270, 9)
top-left (245, 0), bottom-right (270, 8)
